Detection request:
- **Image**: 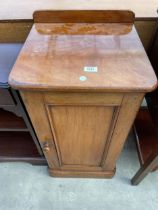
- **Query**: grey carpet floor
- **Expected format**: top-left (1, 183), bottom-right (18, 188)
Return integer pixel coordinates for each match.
top-left (0, 132), bottom-right (157, 210)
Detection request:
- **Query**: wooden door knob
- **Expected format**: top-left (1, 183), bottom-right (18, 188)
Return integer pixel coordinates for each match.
top-left (43, 142), bottom-right (50, 153)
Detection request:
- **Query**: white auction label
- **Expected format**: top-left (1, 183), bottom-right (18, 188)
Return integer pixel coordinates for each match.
top-left (84, 66), bottom-right (98, 72)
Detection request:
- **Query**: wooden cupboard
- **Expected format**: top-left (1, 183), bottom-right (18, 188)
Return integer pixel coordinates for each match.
top-left (19, 91), bottom-right (144, 178)
top-left (9, 10), bottom-right (157, 178)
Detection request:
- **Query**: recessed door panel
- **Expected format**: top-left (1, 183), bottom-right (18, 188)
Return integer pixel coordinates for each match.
top-left (47, 105), bottom-right (115, 167)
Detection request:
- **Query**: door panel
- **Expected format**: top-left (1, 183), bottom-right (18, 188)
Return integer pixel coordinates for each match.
top-left (46, 104), bottom-right (117, 167)
top-left (21, 91), bottom-right (121, 172)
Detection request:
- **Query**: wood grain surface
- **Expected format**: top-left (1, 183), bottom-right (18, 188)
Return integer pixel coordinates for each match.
top-left (8, 10), bottom-right (157, 178)
top-left (33, 10), bottom-right (135, 23)
top-left (20, 90), bottom-right (121, 178)
top-left (35, 23), bottom-right (133, 35)
top-left (9, 23), bottom-right (157, 92)
top-left (20, 91), bottom-right (144, 177)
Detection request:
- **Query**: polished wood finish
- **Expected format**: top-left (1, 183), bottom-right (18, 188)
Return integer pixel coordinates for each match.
top-left (9, 25), bottom-right (157, 92)
top-left (0, 1), bottom-right (157, 50)
top-left (0, 21), bottom-right (156, 51)
top-left (19, 91), bottom-right (61, 169)
top-left (9, 10), bottom-right (157, 178)
top-left (20, 91), bottom-right (145, 177)
top-left (35, 23), bottom-right (133, 36)
top-left (44, 92), bottom-right (123, 105)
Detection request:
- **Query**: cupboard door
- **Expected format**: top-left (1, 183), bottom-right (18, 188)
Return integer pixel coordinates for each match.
top-left (44, 92), bottom-right (122, 171)
top-left (47, 105), bottom-right (114, 166)
top-left (21, 91), bottom-right (123, 175)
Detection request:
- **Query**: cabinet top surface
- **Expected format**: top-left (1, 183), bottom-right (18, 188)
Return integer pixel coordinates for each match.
top-left (9, 23), bottom-right (157, 92)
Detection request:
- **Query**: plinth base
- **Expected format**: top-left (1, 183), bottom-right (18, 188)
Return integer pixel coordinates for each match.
top-left (48, 167), bottom-right (116, 178)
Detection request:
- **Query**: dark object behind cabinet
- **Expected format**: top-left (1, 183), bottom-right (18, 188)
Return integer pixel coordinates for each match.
top-left (0, 43), bottom-right (46, 165)
top-left (132, 26), bottom-right (158, 185)
top-left (146, 27), bottom-right (158, 120)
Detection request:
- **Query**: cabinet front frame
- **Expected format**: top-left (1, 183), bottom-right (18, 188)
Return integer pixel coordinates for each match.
top-left (20, 90), bottom-right (144, 177)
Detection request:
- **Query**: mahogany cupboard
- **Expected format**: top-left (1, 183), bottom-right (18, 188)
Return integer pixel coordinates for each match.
top-left (9, 10), bottom-right (157, 178)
